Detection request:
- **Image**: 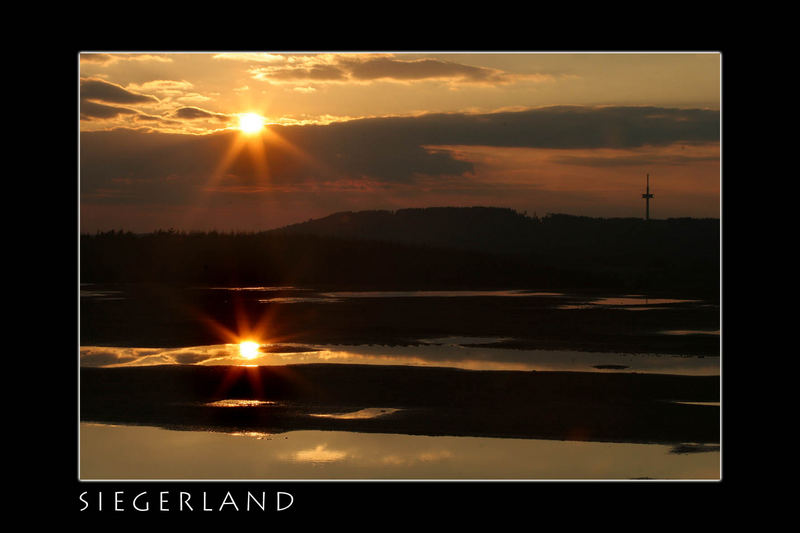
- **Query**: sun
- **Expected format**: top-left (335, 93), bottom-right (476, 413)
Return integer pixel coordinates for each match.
top-left (239, 341), bottom-right (261, 359)
top-left (238, 113), bottom-right (265, 134)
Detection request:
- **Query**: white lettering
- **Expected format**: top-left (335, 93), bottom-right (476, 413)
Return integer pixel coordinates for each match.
top-left (277, 492), bottom-right (294, 511)
top-left (77, 490), bottom-right (294, 512)
top-left (133, 492), bottom-right (149, 511)
top-left (247, 492), bottom-right (265, 511)
top-left (180, 492), bottom-right (193, 511)
top-left (219, 491), bottom-right (239, 511)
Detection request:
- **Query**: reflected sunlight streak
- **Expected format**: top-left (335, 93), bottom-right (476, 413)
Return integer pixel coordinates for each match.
top-left (239, 341), bottom-right (261, 359)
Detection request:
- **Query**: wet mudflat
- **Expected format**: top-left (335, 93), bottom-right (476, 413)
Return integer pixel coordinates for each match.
top-left (80, 284), bottom-right (720, 356)
top-left (80, 363), bottom-right (719, 444)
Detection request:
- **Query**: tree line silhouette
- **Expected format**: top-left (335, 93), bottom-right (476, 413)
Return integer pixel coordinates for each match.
top-left (80, 208), bottom-right (719, 297)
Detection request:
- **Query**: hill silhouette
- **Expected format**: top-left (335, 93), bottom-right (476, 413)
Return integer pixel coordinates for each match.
top-left (274, 207), bottom-right (535, 253)
top-left (273, 206), bottom-right (718, 259)
top-left (80, 207), bottom-right (719, 297)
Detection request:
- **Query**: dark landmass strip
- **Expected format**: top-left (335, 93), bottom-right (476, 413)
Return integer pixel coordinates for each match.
top-left (81, 364), bottom-right (720, 445)
top-left (80, 208), bottom-right (719, 299)
top-left (669, 444), bottom-right (720, 454)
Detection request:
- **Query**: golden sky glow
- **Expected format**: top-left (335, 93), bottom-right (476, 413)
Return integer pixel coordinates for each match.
top-left (80, 52), bottom-right (720, 133)
top-left (79, 52), bottom-right (721, 231)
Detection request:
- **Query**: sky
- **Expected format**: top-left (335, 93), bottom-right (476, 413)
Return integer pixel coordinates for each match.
top-left (79, 52), bottom-right (721, 232)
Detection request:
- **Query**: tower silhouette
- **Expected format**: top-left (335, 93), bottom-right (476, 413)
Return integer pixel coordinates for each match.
top-left (642, 173), bottom-right (654, 220)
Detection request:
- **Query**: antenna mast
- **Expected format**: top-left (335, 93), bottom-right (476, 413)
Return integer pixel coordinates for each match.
top-left (642, 173), bottom-right (654, 220)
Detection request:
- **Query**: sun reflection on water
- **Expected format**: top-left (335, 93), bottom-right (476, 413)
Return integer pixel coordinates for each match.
top-left (80, 342), bottom-right (719, 375)
top-left (309, 408), bottom-right (401, 419)
top-left (239, 341), bottom-right (261, 359)
top-left (205, 399), bottom-right (276, 408)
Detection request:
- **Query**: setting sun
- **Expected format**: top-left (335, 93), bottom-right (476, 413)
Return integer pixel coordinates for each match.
top-left (239, 341), bottom-right (261, 359)
top-left (238, 113), bottom-right (265, 134)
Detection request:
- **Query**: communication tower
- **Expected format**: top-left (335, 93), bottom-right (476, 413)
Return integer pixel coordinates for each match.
top-left (642, 173), bottom-right (654, 220)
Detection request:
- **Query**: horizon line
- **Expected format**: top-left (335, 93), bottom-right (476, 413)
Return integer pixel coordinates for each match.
top-left (79, 207), bottom-right (720, 236)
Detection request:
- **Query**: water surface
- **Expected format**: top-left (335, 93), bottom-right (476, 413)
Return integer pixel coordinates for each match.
top-left (79, 285), bottom-right (720, 480)
top-left (80, 423), bottom-right (720, 480)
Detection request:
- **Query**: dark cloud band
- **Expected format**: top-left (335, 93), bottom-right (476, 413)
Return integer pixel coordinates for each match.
top-left (81, 78), bottom-right (160, 105)
top-left (249, 55), bottom-right (514, 84)
top-left (80, 100), bottom-right (141, 120)
top-left (172, 106), bottom-right (231, 121)
top-left (295, 106), bottom-right (720, 150)
top-left (80, 105), bottom-right (719, 205)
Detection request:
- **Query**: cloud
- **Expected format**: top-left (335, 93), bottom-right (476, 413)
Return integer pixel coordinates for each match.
top-left (79, 79), bottom-right (165, 121)
top-left (79, 53), bottom-right (173, 66)
top-left (212, 52), bottom-right (289, 63)
top-left (342, 56), bottom-right (515, 83)
top-left (125, 80), bottom-right (213, 105)
top-left (552, 152), bottom-right (720, 167)
top-left (227, 53), bottom-right (550, 86)
top-left (80, 100), bottom-right (141, 120)
top-left (171, 106), bottom-right (231, 121)
top-left (80, 53), bottom-right (118, 65)
top-left (79, 76), bottom-right (230, 128)
top-left (252, 63), bottom-right (347, 82)
top-left (126, 79), bottom-right (194, 94)
top-left (81, 78), bottom-right (160, 105)
top-left (285, 105), bottom-right (720, 151)
top-left (133, 113), bottom-right (180, 124)
top-left (80, 78), bottom-right (223, 128)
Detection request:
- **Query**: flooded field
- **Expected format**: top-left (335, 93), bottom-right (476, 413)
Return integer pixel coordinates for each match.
top-left (79, 284), bottom-right (721, 480)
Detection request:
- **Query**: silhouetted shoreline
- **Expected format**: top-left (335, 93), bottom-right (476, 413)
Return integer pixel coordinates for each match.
top-left (80, 209), bottom-right (720, 298)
